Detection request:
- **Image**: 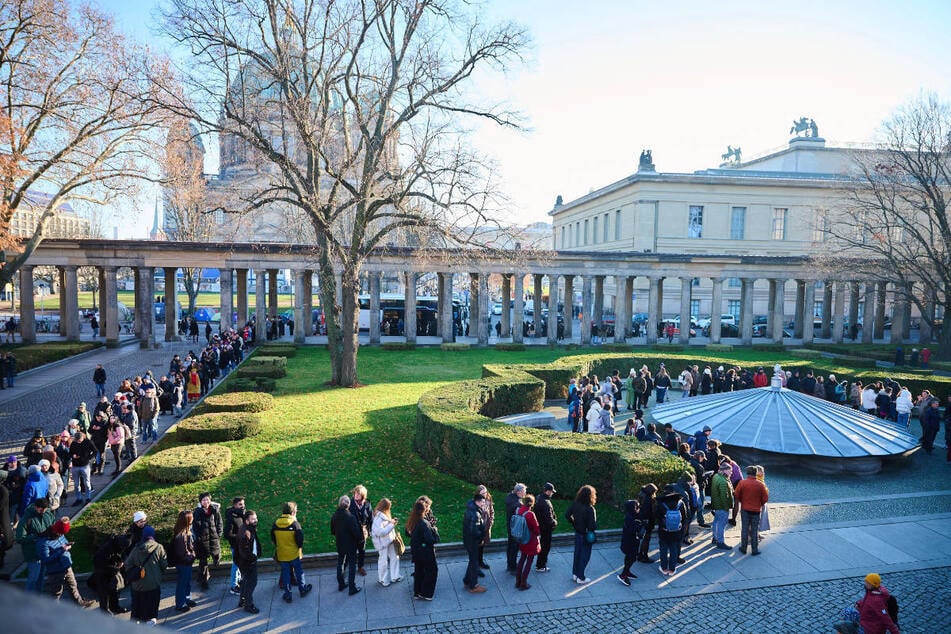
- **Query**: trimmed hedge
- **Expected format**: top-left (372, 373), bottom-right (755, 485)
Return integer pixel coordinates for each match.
top-left (382, 342), bottom-right (416, 351)
top-left (441, 343), bottom-right (470, 351)
top-left (0, 341), bottom-right (102, 372)
top-left (600, 344), bottom-right (632, 352)
top-left (494, 343), bottom-right (526, 351)
top-left (147, 444), bottom-right (231, 483)
top-left (258, 344), bottom-right (297, 358)
top-left (176, 412), bottom-right (262, 443)
top-left (194, 391), bottom-right (275, 414)
top-left (705, 343), bottom-right (734, 352)
top-left (226, 377), bottom-right (276, 393)
top-left (417, 360), bottom-right (687, 505)
top-left (237, 365), bottom-right (286, 379)
top-left (245, 355), bottom-right (288, 370)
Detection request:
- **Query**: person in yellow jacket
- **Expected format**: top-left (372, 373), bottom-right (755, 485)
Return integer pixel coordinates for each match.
top-left (270, 501), bottom-right (312, 603)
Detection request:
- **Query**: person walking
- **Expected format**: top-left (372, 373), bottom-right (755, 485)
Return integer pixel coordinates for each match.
top-left (169, 510), bottom-right (197, 612)
top-left (514, 494), bottom-right (540, 590)
top-left (406, 495), bottom-right (439, 601)
top-left (462, 489), bottom-right (487, 593)
top-left (271, 501), bottom-right (313, 602)
top-left (565, 485), bottom-right (597, 584)
top-left (370, 498), bottom-right (401, 587)
top-left (655, 484), bottom-right (687, 575)
top-left (534, 482), bottom-right (557, 573)
top-left (93, 364), bottom-right (107, 398)
top-left (125, 525), bottom-right (167, 626)
top-left (37, 518), bottom-right (96, 607)
top-left (734, 465), bottom-right (769, 555)
top-left (233, 510), bottom-right (262, 614)
top-left (330, 495), bottom-right (362, 596)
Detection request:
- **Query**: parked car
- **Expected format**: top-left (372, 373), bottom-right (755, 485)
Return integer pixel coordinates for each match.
top-left (753, 324), bottom-right (792, 338)
top-left (702, 323), bottom-right (740, 337)
top-left (491, 302), bottom-right (502, 315)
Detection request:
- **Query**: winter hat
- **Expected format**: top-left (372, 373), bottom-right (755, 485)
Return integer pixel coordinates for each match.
top-left (864, 573), bottom-right (881, 589)
top-left (142, 525), bottom-right (156, 541)
top-left (52, 518), bottom-right (71, 535)
top-left (38, 459), bottom-right (51, 470)
top-left (133, 511), bottom-right (147, 523)
top-left (5, 455), bottom-right (16, 464)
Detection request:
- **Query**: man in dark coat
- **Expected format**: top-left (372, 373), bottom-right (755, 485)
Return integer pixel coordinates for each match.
top-left (461, 491), bottom-right (486, 593)
top-left (505, 483), bottom-right (526, 574)
top-left (233, 510), bottom-right (262, 614)
top-left (193, 492), bottom-right (223, 589)
top-left (534, 482), bottom-right (558, 573)
top-left (330, 495), bottom-right (362, 595)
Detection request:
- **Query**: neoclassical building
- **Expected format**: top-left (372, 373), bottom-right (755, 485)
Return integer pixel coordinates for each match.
top-left (549, 132), bottom-right (875, 324)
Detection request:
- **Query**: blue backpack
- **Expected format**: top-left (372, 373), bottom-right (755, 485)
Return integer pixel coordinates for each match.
top-left (510, 510), bottom-right (530, 545)
top-left (663, 502), bottom-right (682, 532)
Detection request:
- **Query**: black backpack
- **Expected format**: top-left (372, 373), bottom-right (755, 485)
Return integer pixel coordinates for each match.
top-left (886, 594), bottom-right (899, 625)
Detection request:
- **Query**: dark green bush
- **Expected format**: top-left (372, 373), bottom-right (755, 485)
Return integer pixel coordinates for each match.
top-left (751, 343), bottom-right (786, 352)
top-left (147, 445), bottom-right (231, 483)
top-left (245, 355), bottom-right (288, 369)
top-left (237, 365), bottom-right (286, 379)
top-left (440, 343), bottom-right (470, 351)
top-left (416, 363), bottom-right (686, 505)
top-left (258, 344), bottom-right (297, 358)
top-left (195, 391), bottom-right (275, 413)
top-left (600, 344), bottom-right (631, 352)
top-left (226, 377), bottom-right (276, 393)
top-left (494, 343), bottom-right (525, 351)
top-left (382, 342), bottom-right (416, 351)
top-left (176, 412), bottom-right (262, 442)
top-left (0, 342), bottom-right (102, 372)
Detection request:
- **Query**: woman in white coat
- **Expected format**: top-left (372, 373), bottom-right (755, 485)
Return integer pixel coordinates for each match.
top-left (371, 498), bottom-right (401, 586)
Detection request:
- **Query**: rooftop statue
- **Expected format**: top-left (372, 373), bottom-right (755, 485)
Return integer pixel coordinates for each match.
top-left (638, 149), bottom-right (654, 170)
top-left (721, 145), bottom-right (742, 164)
top-left (790, 117), bottom-right (820, 138)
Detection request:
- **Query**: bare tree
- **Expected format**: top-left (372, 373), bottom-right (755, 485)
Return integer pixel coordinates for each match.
top-left (824, 94), bottom-right (951, 358)
top-left (157, 0), bottom-right (528, 385)
top-left (0, 0), bottom-right (169, 291)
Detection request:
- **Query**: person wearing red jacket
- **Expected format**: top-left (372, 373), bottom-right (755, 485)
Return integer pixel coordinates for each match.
top-left (733, 465), bottom-right (769, 555)
top-left (752, 367), bottom-right (769, 388)
top-left (834, 572), bottom-right (900, 634)
top-left (514, 495), bottom-right (541, 591)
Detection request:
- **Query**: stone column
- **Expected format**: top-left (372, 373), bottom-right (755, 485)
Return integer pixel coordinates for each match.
top-left (293, 269), bottom-right (307, 344)
top-left (767, 279), bottom-right (776, 337)
top-left (862, 283), bottom-right (876, 344)
top-left (235, 268), bottom-right (249, 329)
top-left (440, 272), bottom-right (454, 343)
top-left (135, 267), bottom-right (154, 348)
top-left (62, 265), bottom-right (80, 341)
top-left (547, 274), bottom-right (558, 344)
top-left (593, 275), bottom-right (604, 338)
top-left (219, 268), bottom-right (234, 333)
top-left (771, 279), bottom-right (786, 342)
top-left (368, 271), bottom-right (381, 344)
top-left (580, 276), bottom-right (592, 345)
top-left (793, 280), bottom-right (805, 338)
top-left (832, 281), bottom-right (846, 344)
top-left (404, 272), bottom-right (417, 343)
top-left (98, 269), bottom-right (106, 339)
top-left (646, 276), bottom-right (662, 345)
top-left (18, 265), bottom-right (35, 344)
top-left (613, 274), bottom-right (627, 344)
top-left (268, 269), bottom-right (279, 321)
top-left (477, 273), bottom-right (489, 345)
top-left (563, 276), bottom-right (574, 339)
top-left (874, 281), bottom-right (887, 340)
top-left (849, 282), bottom-right (861, 341)
top-left (533, 274), bottom-right (543, 337)
top-left (678, 276), bottom-right (692, 344)
top-left (469, 273), bottom-right (480, 340)
top-left (710, 277), bottom-right (723, 343)
top-left (819, 282), bottom-right (832, 338)
top-left (802, 281), bottom-right (815, 345)
top-left (512, 274), bottom-right (525, 343)
top-left (624, 277), bottom-right (635, 337)
top-left (101, 266), bottom-right (119, 346)
top-left (500, 274), bottom-right (511, 338)
top-left (164, 267), bottom-right (178, 341)
top-left (255, 269), bottom-right (267, 343)
top-left (739, 278), bottom-right (754, 345)
top-left (303, 271), bottom-right (313, 336)
top-left (58, 268), bottom-right (66, 331)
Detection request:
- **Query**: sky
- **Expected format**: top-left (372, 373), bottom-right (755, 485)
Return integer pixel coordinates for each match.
top-left (96, 0), bottom-right (951, 237)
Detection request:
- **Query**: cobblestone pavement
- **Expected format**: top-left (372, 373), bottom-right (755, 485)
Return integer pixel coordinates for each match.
top-left (365, 566), bottom-right (950, 634)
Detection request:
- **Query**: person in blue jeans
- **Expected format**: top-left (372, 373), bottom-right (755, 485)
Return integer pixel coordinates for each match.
top-left (270, 501), bottom-right (313, 602)
top-left (564, 485), bottom-right (597, 584)
top-left (654, 485), bottom-right (687, 575)
top-left (169, 510), bottom-right (198, 612)
top-left (654, 367), bottom-right (671, 403)
top-left (15, 497), bottom-right (54, 592)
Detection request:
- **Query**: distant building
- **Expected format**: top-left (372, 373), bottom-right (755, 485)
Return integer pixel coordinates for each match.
top-left (9, 191), bottom-right (90, 239)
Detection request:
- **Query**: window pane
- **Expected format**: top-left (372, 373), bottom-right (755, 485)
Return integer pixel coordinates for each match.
top-left (615, 210), bottom-right (621, 240)
top-left (772, 208), bottom-right (787, 240)
top-left (688, 205), bottom-right (703, 238)
top-left (731, 206), bottom-right (746, 240)
top-left (603, 213), bottom-right (609, 241)
top-left (593, 217), bottom-right (599, 244)
top-left (728, 277), bottom-right (741, 287)
top-left (727, 300), bottom-right (741, 318)
top-left (584, 219), bottom-right (589, 245)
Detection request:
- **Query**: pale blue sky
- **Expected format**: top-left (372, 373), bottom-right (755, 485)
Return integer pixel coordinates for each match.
top-left (98, 0), bottom-right (951, 235)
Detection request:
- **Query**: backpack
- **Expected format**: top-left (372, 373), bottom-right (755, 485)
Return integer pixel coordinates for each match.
top-left (886, 594), bottom-right (899, 625)
top-left (663, 502), bottom-right (682, 533)
top-left (509, 509), bottom-right (530, 545)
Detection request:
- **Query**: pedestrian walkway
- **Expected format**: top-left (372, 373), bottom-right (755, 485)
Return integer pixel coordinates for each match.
top-left (66, 511), bottom-right (951, 633)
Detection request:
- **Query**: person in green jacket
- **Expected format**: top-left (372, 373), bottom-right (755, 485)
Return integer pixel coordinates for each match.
top-left (124, 525), bottom-right (168, 626)
top-left (15, 496), bottom-right (54, 592)
top-left (709, 462), bottom-right (735, 550)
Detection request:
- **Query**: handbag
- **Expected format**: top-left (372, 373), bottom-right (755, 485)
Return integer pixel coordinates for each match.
top-left (125, 549), bottom-right (155, 583)
top-left (393, 530), bottom-right (405, 556)
top-left (585, 530), bottom-right (596, 544)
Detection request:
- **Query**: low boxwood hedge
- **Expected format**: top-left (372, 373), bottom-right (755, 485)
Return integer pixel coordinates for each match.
top-left (176, 412), bottom-right (262, 443)
top-left (147, 444), bottom-right (231, 483)
top-left (194, 391), bottom-right (275, 414)
top-left (237, 365), bottom-right (286, 379)
top-left (494, 343), bottom-right (526, 351)
top-left (417, 361), bottom-right (687, 505)
top-left (226, 377), bottom-right (276, 393)
top-left (382, 342), bottom-right (416, 351)
top-left (441, 343), bottom-right (470, 351)
top-left (245, 355), bottom-right (288, 370)
top-left (258, 344), bottom-right (297, 357)
top-left (0, 342), bottom-right (102, 372)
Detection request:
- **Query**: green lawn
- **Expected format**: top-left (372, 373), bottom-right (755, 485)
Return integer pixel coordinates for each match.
top-left (74, 344), bottom-right (951, 571)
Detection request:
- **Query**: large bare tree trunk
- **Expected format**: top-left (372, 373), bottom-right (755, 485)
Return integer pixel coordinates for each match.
top-left (339, 269), bottom-right (362, 387)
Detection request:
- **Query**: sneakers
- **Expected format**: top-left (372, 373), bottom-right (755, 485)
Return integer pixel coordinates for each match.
top-left (300, 583), bottom-right (313, 598)
top-left (244, 605), bottom-right (260, 614)
top-left (573, 576), bottom-right (589, 584)
top-left (229, 586), bottom-right (241, 596)
top-left (517, 583), bottom-right (531, 591)
top-left (185, 599), bottom-right (197, 608)
top-left (617, 574), bottom-right (631, 587)
top-left (175, 605), bottom-right (191, 613)
top-left (392, 577), bottom-right (402, 583)
top-left (738, 546), bottom-right (747, 554)
top-left (751, 550), bottom-right (761, 556)
top-left (467, 585), bottom-right (487, 593)
top-left (379, 580), bottom-right (390, 587)
top-left (348, 587), bottom-right (362, 596)
top-left (715, 542), bottom-right (733, 550)
top-left (282, 593), bottom-right (292, 603)
top-left (535, 567), bottom-right (550, 573)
